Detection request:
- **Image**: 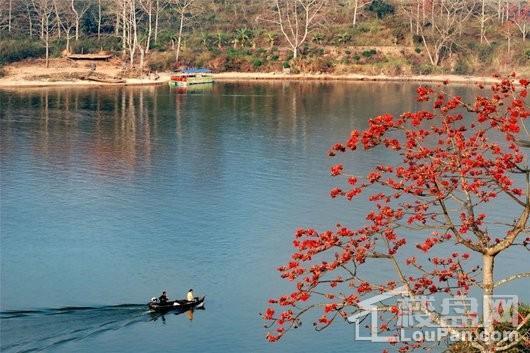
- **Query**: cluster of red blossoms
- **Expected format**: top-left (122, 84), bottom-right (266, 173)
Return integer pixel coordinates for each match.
top-left (263, 76), bottom-right (529, 347)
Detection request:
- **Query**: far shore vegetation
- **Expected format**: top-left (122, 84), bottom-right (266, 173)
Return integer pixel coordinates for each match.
top-left (0, 0), bottom-right (529, 80)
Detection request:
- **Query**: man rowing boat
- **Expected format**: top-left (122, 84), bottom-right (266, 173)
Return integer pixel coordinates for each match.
top-left (159, 291), bottom-right (169, 304)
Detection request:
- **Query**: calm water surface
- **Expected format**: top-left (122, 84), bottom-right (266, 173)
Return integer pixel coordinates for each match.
top-left (1, 82), bottom-right (528, 353)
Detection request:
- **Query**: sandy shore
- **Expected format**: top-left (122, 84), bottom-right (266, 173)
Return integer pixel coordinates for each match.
top-left (0, 59), bottom-right (506, 88)
top-left (213, 72), bottom-right (503, 85)
top-left (0, 59), bottom-right (171, 88)
top-left (0, 73), bottom-right (172, 88)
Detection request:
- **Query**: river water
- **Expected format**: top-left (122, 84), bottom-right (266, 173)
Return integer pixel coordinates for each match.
top-left (1, 82), bottom-right (528, 353)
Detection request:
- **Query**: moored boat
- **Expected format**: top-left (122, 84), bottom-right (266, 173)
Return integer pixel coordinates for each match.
top-left (148, 296), bottom-right (205, 312)
top-left (169, 68), bottom-right (213, 87)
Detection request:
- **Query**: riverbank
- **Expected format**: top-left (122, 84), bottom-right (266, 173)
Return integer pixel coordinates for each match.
top-left (0, 71), bottom-right (504, 88)
top-left (0, 59), bottom-right (171, 88)
top-left (0, 59), bottom-right (513, 88)
top-left (213, 72), bottom-right (505, 85)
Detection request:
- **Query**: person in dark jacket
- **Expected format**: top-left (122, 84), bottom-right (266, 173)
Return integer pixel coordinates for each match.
top-left (159, 291), bottom-right (169, 304)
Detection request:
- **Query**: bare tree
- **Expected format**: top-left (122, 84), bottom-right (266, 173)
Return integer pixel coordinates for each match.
top-left (170, 0), bottom-right (195, 64)
top-left (154, 0), bottom-right (165, 44)
top-left (113, 0), bottom-right (150, 68)
top-left (0, 0), bottom-right (10, 33)
top-left (269, 0), bottom-right (327, 60)
top-left (53, 0), bottom-right (77, 53)
top-left (419, 0), bottom-right (476, 66)
top-left (70, 0), bottom-right (89, 40)
top-left (32, 0), bottom-right (54, 67)
top-left (139, 0), bottom-right (154, 53)
top-left (510, 1), bottom-right (529, 41)
top-left (126, 0), bottom-right (138, 66)
top-left (351, 0), bottom-right (372, 27)
top-left (97, 0), bottom-right (102, 39)
top-left (0, 0), bottom-right (13, 33)
top-left (478, 0), bottom-right (491, 44)
top-left (25, 0), bottom-right (35, 36)
top-left (112, 0), bottom-right (137, 64)
top-left (398, 0), bottom-right (416, 35)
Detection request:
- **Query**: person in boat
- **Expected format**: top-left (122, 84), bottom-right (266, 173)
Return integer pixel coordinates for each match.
top-left (159, 291), bottom-right (169, 304)
top-left (187, 289), bottom-right (194, 302)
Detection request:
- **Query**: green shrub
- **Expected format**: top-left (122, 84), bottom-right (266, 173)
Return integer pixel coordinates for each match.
top-left (368, 0), bottom-right (395, 19)
top-left (526, 49), bottom-right (530, 60)
top-left (362, 49), bottom-right (377, 58)
top-left (415, 47), bottom-right (422, 54)
top-left (335, 32), bottom-right (352, 44)
top-left (282, 61), bottom-right (290, 68)
top-left (226, 47), bottom-right (252, 59)
top-left (147, 51), bottom-right (175, 71)
top-left (413, 63), bottom-right (434, 75)
top-left (270, 54), bottom-right (279, 61)
top-left (155, 30), bottom-right (178, 49)
top-left (0, 38), bottom-right (45, 64)
top-left (252, 58), bottom-right (263, 68)
top-left (454, 58), bottom-right (472, 75)
top-left (477, 44), bottom-right (494, 63)
top-left (354, 23), bottom-right (371, 34)
top-left (70, 36), bottom-right (122, 54)
top-left (412, 34), bottom-right (423, 45)
top-left (312, 32), bottom-right (325, 44)
top-left (306, 47), bottom-right (324, 57)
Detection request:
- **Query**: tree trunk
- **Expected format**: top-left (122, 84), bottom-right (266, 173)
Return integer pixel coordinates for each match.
top-left (139, 45), bottom-right (145, 68)
top-left (416, 1), bottom-right (420, 35)
top-left (66, 30), bottom-right (71, 53)
top-left (154, 0), bottom-right (159, 44)
top-left (115, 12), bottom-right (119, 36)
top-left (480, 0), bottom-right (486, 44)
top-left (8, 0), bottom-right (12, 33)
top-left (122, 4), bottom-right (127, 58)
top-left (26, 2), bottom-right (34, 37)
top-left (97, 0), bottom-right (102, 40)
top-left (53, 1), bottom-right (61, 38)
top-left (420, 34), bottom-right (436, 66)
top-left (482, 254), bottom-right (495, 353)
top-left (71, 0), bottom-right (80, 40)
top-left (146, 2), bottom-right (152, 53)
top-left (175, 10), bottom-right (185, 63)
top-left (130, 0), bottom-right (138, 67)
top-left (352, 0), bottom-right (358, 27)
top-left (45, 17), bottom-right (50, 68)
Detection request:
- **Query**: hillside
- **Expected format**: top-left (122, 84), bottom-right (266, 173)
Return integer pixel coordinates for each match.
top-left (0, 0), bottom-right (529, 78)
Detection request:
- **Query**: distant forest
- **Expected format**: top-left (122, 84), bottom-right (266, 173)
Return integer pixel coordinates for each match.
top-left (0, 0), bottom-right (529, 75)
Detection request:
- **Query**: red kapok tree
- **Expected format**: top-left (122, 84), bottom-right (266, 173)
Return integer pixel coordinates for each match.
top-left (263, 76), bottom-right (530, 353)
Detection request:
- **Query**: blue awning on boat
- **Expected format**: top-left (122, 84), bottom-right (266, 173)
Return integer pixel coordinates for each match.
top-left (180, 68), bottom-right (211, 74)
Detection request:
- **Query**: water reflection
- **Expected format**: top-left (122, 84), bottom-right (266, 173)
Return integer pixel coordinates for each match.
top-left (1, 81), bottom-right (439, 175)
top-left (149, 307), bottom-right (204, 324)
top-left (1, 81), bottom-right (487, 353)
top-left (1, 87), bottom-right (163, 180)
top-left (0, 304), bottom-right (205, 352)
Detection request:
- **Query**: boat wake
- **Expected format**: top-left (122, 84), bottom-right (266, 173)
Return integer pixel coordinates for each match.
top-left (0, 304), bottom-right (150, 353)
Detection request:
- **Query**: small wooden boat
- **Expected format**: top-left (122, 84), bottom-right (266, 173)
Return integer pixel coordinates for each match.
top-left (67, 53), bottom-right (113, 61)
top-left (169, 68), bottom-right (213, 87)
top-left (81, 76), bottom-right (125, 84)
top-left (148, 296), bottom-right (205, 313)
